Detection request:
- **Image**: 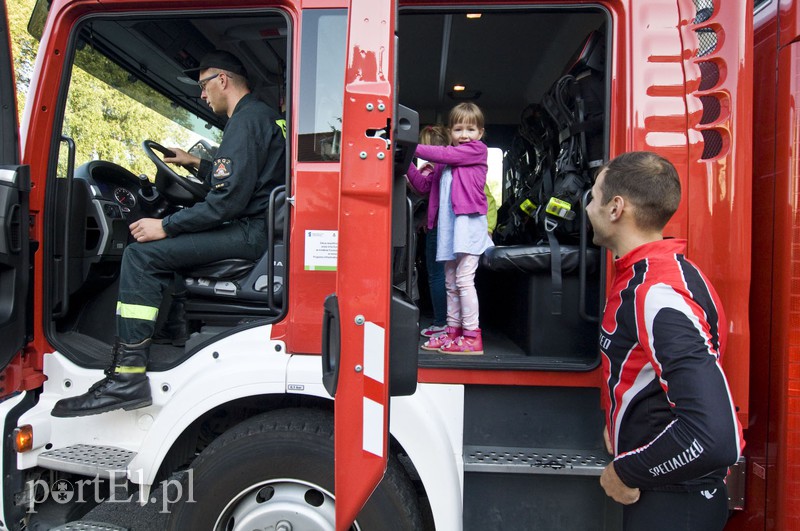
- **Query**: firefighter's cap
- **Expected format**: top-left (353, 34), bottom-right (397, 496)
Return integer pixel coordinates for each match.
top-left (183, 50), bottom-right (248, 81)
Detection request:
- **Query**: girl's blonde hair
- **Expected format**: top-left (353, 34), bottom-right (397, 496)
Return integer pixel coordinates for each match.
top-left (448, 102), bottom-right (485, 129)
top-left (419, 125), bottom-right (450, 146)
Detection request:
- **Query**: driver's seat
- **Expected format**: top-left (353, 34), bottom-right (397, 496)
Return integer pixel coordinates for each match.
top-left (180, 186), bottom-right (286, 324)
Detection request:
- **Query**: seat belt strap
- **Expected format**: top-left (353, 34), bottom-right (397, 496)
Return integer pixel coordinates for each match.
top-left (545, 217), bottom-right (563, 316)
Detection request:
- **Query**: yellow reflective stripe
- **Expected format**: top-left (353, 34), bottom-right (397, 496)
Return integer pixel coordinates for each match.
top-left (116, 302), bottom-right (159, 321)
top-left (115, 366), bottom-right (146, 374)
top-left (275, 119), bottom-right (287, 138)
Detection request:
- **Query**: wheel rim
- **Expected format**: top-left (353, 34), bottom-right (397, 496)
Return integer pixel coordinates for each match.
top-left (214, 478), bottom-right (361, 531)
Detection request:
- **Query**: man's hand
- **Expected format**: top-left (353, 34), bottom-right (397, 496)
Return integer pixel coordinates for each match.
top-left (163, 147), bottom-right (200, 169)
top-left (130, 218), bottom-right (167, 242)
top-left (600, 462), bottom-right (640, 505)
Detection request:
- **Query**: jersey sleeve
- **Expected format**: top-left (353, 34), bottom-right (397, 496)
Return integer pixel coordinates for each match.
top-left (612, 282), bottom-right (742, 488)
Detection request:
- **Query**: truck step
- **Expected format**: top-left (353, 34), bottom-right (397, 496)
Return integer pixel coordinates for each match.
top-left (38, 444), bottom-right (136, 479)
top-left (51, 522), bottom-right (130, 531)
top-left (464, 445), bottom-right (610, 476)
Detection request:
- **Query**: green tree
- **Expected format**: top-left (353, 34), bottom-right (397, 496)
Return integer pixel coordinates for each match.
top-left (8, 0), bottom-right (199, 176)
top-left (61, 44), bottom-right (193, 175)
top-left (8, 0), bottom-right (38, 114)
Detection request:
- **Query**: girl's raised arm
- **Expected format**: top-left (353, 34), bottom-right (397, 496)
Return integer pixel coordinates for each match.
top-left (415, 141), bottom-right (487, 166)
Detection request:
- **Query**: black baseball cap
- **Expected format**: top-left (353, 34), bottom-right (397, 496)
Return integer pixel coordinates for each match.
top-left (182, 50), bottom-right (248, 81)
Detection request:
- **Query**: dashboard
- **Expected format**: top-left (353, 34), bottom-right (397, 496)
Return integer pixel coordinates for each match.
top-left (70, 160), bottom-right (167, 262)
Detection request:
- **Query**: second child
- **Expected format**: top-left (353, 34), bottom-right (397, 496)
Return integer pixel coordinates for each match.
top-left (414, 125), bottom-right (451, 338)
top-left (406, 103), bottom-right (493, 354)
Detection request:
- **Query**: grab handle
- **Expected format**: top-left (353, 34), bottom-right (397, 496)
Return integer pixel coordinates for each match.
top-left (321, 294), bottom-right (341, 397)
top-left (579, 188), bottom-right (600, 323)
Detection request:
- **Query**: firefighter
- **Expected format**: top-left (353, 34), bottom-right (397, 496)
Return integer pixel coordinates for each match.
top-left (51, 50), bottom-right (286, 417)
top-left (587, 152), bottom-right (744, 530)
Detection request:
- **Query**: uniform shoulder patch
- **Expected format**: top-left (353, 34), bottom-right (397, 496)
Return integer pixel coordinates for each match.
top-left (213, 158), bottom-right (233, 179)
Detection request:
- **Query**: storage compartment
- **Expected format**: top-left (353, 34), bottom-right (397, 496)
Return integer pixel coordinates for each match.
top-left (479, 244), bottom-right (601, 363)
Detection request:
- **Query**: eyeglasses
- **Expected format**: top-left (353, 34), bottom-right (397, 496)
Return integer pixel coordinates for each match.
top-left (198, 73), bottom-right (221, 91)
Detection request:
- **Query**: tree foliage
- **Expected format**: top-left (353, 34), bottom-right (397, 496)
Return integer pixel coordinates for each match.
top-left (8, 0), bottom-right (37, 109)
top-left (8, 0), bottom-right (197, 176)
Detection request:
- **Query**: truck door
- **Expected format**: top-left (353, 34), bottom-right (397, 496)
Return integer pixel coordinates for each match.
top-left (329, 0), bottom-right (397, 528)
top-left (0, 0), bottom-right (30, 373)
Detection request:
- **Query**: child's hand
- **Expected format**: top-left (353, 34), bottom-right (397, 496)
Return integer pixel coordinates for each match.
top-left (420, 162), bottom-right (435, 176)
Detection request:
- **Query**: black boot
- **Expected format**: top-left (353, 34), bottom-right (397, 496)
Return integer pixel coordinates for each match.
top-left (153, 293), bottom-right (189, 347)
top-left (51, 340), bottom-right (153, 418)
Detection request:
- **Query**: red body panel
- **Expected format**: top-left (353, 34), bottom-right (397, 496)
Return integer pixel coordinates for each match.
top-left (737, 1), bottom-right (800, 528)
top-left (616, 0), bottom-right (753, 424)
top-left (274, 163), bottom-right (340, 352)
top-left (737, 3), bottom-right (778, 529)
top-left (334, 0), bottom-right (396, 528)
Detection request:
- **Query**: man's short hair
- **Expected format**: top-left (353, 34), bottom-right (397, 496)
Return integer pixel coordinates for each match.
top-left (218, 70), bottom-right (249, 90)
top-left (600, 151), bottom-right (681, 231)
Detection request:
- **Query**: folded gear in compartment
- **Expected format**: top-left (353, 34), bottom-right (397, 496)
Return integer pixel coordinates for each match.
top-left (495, 104), bottom-right (559, 246)
top-left (538, 29), bottom-right (605, 242)
top-left (480, 244), bottom-right (599, 276)
top-left (495, 30), bottom-right (606, 247)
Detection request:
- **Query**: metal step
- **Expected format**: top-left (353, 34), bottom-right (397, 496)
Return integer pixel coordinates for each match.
top-left (51, 522), bottom-right (129, 531)
top-left (464, 445), bottom-right (610, 476)
top-left (38, 444), bottom-right (136, 479)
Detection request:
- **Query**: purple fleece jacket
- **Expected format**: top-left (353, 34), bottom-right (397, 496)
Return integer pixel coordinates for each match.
top-left (406, 141), bottom-right (489, 230)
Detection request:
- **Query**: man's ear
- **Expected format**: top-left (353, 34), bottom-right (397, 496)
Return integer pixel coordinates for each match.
top-left (609, 195), bottom-right (625, 221)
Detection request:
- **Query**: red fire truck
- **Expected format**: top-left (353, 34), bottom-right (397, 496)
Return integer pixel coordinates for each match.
top-left (0, 0), bottom-right (787, 528)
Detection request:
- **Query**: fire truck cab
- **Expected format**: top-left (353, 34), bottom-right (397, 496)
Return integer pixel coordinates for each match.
top-left (0, 0), bottom-right (755, 529)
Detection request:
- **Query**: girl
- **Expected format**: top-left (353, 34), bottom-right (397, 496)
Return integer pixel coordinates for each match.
top-left (406, 103), bottom-right (493, 354)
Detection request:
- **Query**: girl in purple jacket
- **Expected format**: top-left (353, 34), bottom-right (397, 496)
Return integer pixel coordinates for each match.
top-left (406, 103), bottom-right (493, 354)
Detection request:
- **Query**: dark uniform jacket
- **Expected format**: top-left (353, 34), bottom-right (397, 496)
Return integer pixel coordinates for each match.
top-left (161, 93), bottom-right (285, 236)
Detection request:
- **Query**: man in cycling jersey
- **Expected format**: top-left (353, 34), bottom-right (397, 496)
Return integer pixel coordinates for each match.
top-left (586, 151), bottom-right (744, 530)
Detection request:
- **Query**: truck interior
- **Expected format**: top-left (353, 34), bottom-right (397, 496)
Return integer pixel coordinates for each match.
top-left (45, 9), bottom-right (293, 370)
top-left (40, 4), bottom-right (608, 373)
top-left (398, 7), bottom-right (608, 370)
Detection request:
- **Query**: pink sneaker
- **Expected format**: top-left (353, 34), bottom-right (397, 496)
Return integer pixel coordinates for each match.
top-left (439, 328), bottom-right (484, 355)
top-left (420, 324), bottom-right (447, 338)
top-left (421, 326), bottom-right (462, 351)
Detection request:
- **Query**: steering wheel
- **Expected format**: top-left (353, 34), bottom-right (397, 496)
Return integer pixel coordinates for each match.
top-left (142, 140), bottom-right (209, 204)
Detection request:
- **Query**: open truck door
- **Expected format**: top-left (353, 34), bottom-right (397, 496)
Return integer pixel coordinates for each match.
top-left (321, 0), bottom-right (400, 529)
top-left (0, 0), bottom-right (30, 378)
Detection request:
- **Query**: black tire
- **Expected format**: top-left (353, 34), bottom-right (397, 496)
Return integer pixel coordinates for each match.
top-left (166, 408), bottom-right (422, 531)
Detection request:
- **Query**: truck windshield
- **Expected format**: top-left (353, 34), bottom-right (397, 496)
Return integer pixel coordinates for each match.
top-left (59, 33), bottom-right (222, 176)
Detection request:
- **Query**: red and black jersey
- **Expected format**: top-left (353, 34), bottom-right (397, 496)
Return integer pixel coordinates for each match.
top-left (601, 239), bottom-right (744, 490)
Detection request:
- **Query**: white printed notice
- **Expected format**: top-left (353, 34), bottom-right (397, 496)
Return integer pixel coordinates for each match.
top-left (305, 230), bottom-right (338, 271)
